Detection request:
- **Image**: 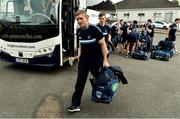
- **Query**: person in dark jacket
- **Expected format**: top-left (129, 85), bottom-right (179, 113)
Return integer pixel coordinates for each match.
top-left (96, 12), bottom-right (111, 43)
top-left (96, 12), bottom-right (112, 57)
top-left (67, 10), bottom-right (109, 112)
top-left (110, 25), bottom-right (121, 51)
top-left (167, 18), bottom-right (180, 54)
top-left (142, 19), bottom-right (154, 51)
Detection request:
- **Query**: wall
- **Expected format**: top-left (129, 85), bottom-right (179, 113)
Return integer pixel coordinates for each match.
top-left (117, 8), bottom-right (180, 23)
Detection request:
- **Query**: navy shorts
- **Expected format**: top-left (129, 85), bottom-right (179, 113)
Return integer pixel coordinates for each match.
top-left (128, 32), bottom-right (138, 43)
top-left (121, 35), bottom-right (129, 43)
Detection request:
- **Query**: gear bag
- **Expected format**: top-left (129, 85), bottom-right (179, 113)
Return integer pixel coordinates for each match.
top-left (90, 66), bottom-right (127, 104)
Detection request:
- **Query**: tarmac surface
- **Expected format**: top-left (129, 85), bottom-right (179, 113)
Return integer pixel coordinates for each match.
top-left (0, 33), bottom-right (180, 118)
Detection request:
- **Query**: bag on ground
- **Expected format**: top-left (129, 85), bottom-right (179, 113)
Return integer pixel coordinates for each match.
top-left (131, 50), bottom-right (149, 60)
top-left (158, 38), bottom-right (174, 50)
top-left (150, 50), bottom-right (171, 61)
top-left (90, 66), bottom-right (127, 104)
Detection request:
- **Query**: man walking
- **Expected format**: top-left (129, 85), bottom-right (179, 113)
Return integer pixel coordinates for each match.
top-left (167, 18), bottom-right (180, 54)
top-left (67, 10), bottom-right (109, 112)
top-left (142, 19), bottom-right (154, 51)
top-left (96, 12), bottom-right (112, 57)
top-left (96, 12), bottom-right (111, 43)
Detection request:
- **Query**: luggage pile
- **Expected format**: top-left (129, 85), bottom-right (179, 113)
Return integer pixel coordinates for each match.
top-left (131, 35), bottom-right (174, 61)
top-left (151, 38), bottom-right (174, 61)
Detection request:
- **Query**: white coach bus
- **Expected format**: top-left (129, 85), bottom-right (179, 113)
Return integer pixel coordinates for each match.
top-left (0, 0), bottom-right (88, 67)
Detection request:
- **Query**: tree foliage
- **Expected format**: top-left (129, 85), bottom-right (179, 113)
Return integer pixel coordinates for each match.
top-left (172, 0), bottom-right (179, 5)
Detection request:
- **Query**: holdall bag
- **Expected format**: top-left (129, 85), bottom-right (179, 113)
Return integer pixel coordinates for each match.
top-left (150, 50), bottom-right (170, 61)
top-left (91, 77), bottom-right (120, 104)
top-left (111, 34), bottom-right (121, 48)
top-left (90, 66), bottom-right (127, 104)
top-left (164, 50), bottom-right (174, 58)
top-left (158, 38), bottom-right (174, 50)
top-left (131, 50), bottom-right (149, 60)
top-left (138, 43), bottom-right (149, 52)
top-left (138, 32), bottom-right (151, 43)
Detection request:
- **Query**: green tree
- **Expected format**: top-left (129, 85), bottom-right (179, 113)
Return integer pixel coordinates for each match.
top-left (172, 0), bottom-right (179, 5)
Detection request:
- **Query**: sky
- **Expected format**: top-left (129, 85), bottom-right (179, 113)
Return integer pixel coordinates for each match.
top-left (87, 0), bottom-right (180, 6)
top-left (87, 0), bottom-right (123, 6)
top-left (112, 0), bottom-right (123, 3)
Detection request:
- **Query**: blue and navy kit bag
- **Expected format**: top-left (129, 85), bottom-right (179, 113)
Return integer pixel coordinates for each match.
top-left (139, 32), bottom-right (151, 43)
top-left (164, 50), bottom-right (174, 58)
top-left (90, 67), bottom-right (127, 104)
top-left (131, 50), bottom-right (149, 60)
top-left (91, 77), bottom-right (120, 104)
top-left (151, 50), bottom-right (171, 61)
top-left (158, 39), bottom-right (174, 50)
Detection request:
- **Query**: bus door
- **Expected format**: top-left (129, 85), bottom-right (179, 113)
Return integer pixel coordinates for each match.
top-left (62, 0), bottom-right (78, 62)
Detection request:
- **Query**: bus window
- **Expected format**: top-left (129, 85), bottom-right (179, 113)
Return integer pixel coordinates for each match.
top-left (29, 0), bottom-right (58, 24)
top-left (6, 1), bottom-right (15, 16)
top-left (13, 0), bottom-right (25, 15)
top-left (30, 0), bottom-right (44, 13)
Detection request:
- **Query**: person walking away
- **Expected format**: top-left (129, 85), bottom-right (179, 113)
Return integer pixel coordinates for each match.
top-left (120, 22), bottom-right (129, 55)
top-left (117, 19), bottom-right (124, 53)
top-left (167, 18), bottom-right (180, 54)
top-left (67, 10), bottom-right (109, 112)
top-left (142, 19), bottom-right (154, 51)
top-left (126, 20), bottom-right (138, 56)
top-left (110, 24), bottom-right (121, 51)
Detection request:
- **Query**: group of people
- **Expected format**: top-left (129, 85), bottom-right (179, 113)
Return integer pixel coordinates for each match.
top-left (110, 18), bottom-right (154, 56)
top-left (67, 10), bottom-right (180, 113)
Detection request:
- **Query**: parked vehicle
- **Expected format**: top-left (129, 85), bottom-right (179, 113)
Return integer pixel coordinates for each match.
top-left (0, 0), bottom-right (87, 67)
top-left (153, 21), bottom-right (171, 29)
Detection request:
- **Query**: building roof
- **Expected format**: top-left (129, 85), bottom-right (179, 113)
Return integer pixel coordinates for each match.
top-left (87, 0), bottom-right (116, 11)
top-left (116, 0), bottom-right (180, 9)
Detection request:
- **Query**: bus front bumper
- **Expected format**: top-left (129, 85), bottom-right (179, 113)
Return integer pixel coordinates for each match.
top-left (0, 46), bottom-right (61, 67)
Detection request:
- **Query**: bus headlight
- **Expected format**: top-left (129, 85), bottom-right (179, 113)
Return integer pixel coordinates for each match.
top-left (35, 46), bottom-right (55, 57)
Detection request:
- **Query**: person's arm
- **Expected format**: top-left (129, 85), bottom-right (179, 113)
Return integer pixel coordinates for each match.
top-left (108, 34), bottom-right (111, 41)
top-left (77, 43), bottom-right (81, 61)
top-left (73, 43), bottom-right (81, 61)
top-left (147, 28), bottom-right (152, 33)
top-left (75, 29), bottom-right (81, 61)
top-left (147, 25), bottom-right (152, 33)
top-left (108, 26), bottom-right (112, 41)
top-left (167, 25), bottom-right (171, 38)
top-left (98, 38), bottom-right (109, 67)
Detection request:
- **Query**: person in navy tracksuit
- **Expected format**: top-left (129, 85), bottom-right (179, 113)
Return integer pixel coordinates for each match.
top-left (96, 12), bottom-right (111, 57)
top-left (127, 20), bottom-right (138, 55)
top-left (142, 19), bottom-right (154, 51)
top-left (167, 18), bottom-right (180, 53)
top-left (120, 22), bottom-right (129, 55)
top-left (67, 10), bottom-right (109, 112)
top-left (96, 12), bottom-right (111, 43)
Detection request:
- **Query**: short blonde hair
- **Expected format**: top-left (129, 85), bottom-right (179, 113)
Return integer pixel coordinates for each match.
top-left (75, 10), bottom-right (88, 18)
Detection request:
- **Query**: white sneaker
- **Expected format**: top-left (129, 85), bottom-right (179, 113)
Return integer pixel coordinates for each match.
top-left (67, 105), bottom-right (80, 112)
top-left (174, 49), bottom-right (180, 55)
top-left (175, 52), bottom-right (179, 55)
top-left (69, 57), bottom-right (74, 66)
top-left (63, 48), bottom-right (66, 52)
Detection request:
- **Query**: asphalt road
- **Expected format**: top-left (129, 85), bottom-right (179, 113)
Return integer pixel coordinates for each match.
top-left (0, 33), bottom-right (180, 118)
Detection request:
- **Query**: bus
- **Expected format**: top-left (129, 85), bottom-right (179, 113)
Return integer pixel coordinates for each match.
top-left (0, 0), bottom-right (87, 67)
